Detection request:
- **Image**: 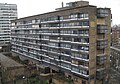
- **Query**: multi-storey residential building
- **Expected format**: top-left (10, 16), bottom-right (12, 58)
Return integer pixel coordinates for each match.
top-left (0, 3), bottom-right (17, 45)
top-left (11, 1), bottom-right (111, 84)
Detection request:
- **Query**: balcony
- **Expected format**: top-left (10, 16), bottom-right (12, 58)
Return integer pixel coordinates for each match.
top-left (97, 39), bottom-right (107, 49)
top-left (79, 65), bottom-right (88, 69)
top-left (71, 70), bottom-right (89, 78)
top-left (61, 60), bottom-right (71, 64)
top-left (71, 56), bottom-right (89, 62)
top-left (41, 16), bottom-right (60, 24)
top-left (41, 20), bottom-right (59, 24)
top-left (60, 26), bottom-right (89, 29)
top-left (97, 25), bottom-right (108, 34)
top-left (97, 8), bottom-right (109, 18)
top-left (96, 69), bottom-right (106, 80)
top-left (96, 56), bottom-right (106, 65)
top-left (47, 50), bottom-right (60, 55)
top-left (60, 53), bottom-right (71, 57)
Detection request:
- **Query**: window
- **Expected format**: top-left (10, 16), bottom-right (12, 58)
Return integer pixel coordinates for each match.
top-left (71, 45), bottom-right (78, 49)
top-left (62, 37), bottom-right (72, 41)
top-left (77, 46), bottom-right (89, 51)
top-left (83, 21), bottom-right (89, 26)
top-left (73, 30), bottom-right (78, 34)
top-left (72, 66), bottom-right (79, 72)
top-left (50, 23), bottom-right (59, 27)
top-left (60, 30), bottom-right (72, 34)
top-left (78, 30), bottom-right (89, 34)
top-left (84, 14), bottom-right (89, 18)
top-left (60, 16), bottom-right (63, 20)
top-left (61, 43), bottom-right (71, 48)
top-left (97, 9), bottom-right (109, 17)
top-left (61, 63), bottom-right (71, 69)
top-left (61, 50), bottom-right (71, 55)
top-left (70, 14), bottom-right (78, 19)
top-left (97, 40), bottom-right (107, 46)
top-left (79, 13), bottom-right (84, 18)
top-left (61, 56), bottom-right (71, 62)
top-left (48, 42), bottom-right (58, 47)
top-left (79, 13), bottom-right (89, 19)
top-left (74, 53), bottom-right (79, 57)
top-left (79, 21), bottom-right (89, 26)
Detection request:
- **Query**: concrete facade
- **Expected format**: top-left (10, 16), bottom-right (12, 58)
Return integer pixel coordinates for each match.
top-left (0, 3), bottom-right (17, 46)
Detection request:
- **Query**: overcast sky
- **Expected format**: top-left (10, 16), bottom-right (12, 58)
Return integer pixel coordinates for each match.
top-left (0, 0), bottom-right (120, 25)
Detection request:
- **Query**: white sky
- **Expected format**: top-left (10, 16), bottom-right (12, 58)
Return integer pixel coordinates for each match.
top-left (0, 0), bottom-right (120, 25)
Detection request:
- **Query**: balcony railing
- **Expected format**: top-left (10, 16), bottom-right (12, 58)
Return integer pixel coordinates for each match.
top-left (60, 17), bottom-right (89, 22)
top-left (96, 56), bottom-right (106, 65)
top-left (71, 56), bottom-right (89, 62)
top-left (71, 70), bottom-right (89, 78)
top-left (97, 25), bottom-right (108, 34)
top-left (97, 8), bottom-right (109, 18)
top-left (96, 69), bottom-right (106, 80)
top-left (41, 20), bottom-right (60, 24)
top-left (60, 26), bottom-right (89, 29)
top-left (97, 39), bottom-right (107, 49)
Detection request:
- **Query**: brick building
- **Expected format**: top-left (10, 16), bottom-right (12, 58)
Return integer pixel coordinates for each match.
top-left (11, 1), bottom-right (111, 84)
top-left (111, 25), bottom-right (120, 45)
top-left (0, 53), bottom-right (25, 84)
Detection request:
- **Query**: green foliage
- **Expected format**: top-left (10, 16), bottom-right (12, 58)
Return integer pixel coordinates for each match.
top-left (44, 81), bottom-right (49, 84)
top-left (26, 76), bottom-right (49, 84)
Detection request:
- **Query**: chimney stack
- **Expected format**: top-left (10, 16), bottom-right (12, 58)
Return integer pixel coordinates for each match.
top-left (62, 2), bottom-right (64, 7)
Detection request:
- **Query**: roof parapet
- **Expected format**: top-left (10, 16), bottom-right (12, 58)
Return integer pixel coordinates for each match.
top-left (56, 1), bottom-right (89, 10)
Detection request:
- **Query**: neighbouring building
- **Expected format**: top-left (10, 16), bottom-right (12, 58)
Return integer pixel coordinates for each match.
top-left (111, 44), bottom-right (120, 72)
top-left (11, 1), bottom-right (111, 84)
top-left (0, 53), bottom-right (25, 84)
top-left (111, 25), bottom-right (120, 45)
top-left (111, 25), bottom-right (120, 73)
top-left (0, 3), bottom-right (17, 46)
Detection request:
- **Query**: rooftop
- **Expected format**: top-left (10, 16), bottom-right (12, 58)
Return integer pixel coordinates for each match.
top-left (0, 3), bottom-right (17, 5)
top-left (0, 53), bottom-right (23, 68)
top-left (56, 1), bottom-right (89, 10)
top-left (12, 5), bottom-right (96, 22)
